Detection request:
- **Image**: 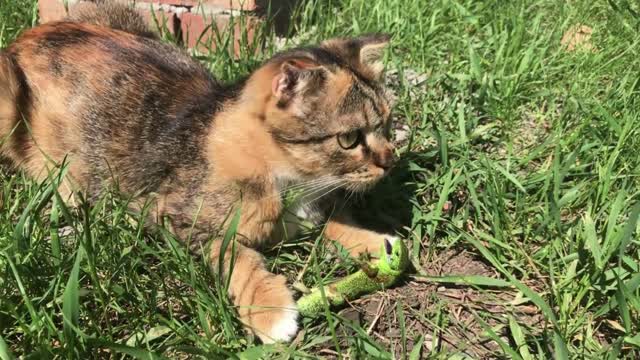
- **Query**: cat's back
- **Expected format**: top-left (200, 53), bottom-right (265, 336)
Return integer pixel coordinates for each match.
top-left (7, 21), bottom-right (214, 98)
top-left (2, 21), bottom-right (222, 194)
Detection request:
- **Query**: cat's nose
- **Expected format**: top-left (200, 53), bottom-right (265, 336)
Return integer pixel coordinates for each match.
top-left (373, 146), bottom-right (395, 170)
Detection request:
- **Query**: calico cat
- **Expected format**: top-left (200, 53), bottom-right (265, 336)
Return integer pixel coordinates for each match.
top-left (0, 2), bottom-right (397, 343)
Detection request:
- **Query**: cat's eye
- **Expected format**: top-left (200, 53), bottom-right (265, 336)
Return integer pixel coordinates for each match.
top-left (337, 130), bottom-right (361, 149)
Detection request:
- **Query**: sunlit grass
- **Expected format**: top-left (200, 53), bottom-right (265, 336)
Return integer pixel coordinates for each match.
top-left (1, 0), bottom-right (640, 358)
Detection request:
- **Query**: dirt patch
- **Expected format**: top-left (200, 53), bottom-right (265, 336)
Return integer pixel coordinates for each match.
top-left (421, 248), bottom-right (500, 279)
top-left (512, 107), bottom-right (552, 158)
top-left (561, 24), bottom-right (594, 52)
top-left (310, 249), bottom-right (545, 358)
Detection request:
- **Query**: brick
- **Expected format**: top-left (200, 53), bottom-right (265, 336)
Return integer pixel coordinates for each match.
top-left (180, 12), bottom-right (259, 56)
top-left (140, 0), bottom-right (257, 11)
top-left (38, 0), bottom-right (68, 23)
top-left (38, 0), bottom-right (264, 57)
top-left (39, 0), bottom-right (178, 36)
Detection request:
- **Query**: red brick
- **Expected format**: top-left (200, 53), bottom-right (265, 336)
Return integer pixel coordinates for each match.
top-left (37, 0), bottom-right (263, 57)
top-left (140, 0), bottom-right (257, 11)
top-left (38, 0), bottom-right (68, 23)
top-left (180, 12), bottom-right (259, 56)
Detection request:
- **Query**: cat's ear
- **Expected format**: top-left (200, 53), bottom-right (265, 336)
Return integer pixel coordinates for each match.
top-left (272, 59), bottom-right (324, 105)
top-left (357, 34), bottom-right (390, 80)
top-left (322, 33), bottom-right (391, 81)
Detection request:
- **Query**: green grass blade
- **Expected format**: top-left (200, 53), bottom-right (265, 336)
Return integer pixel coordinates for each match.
top-left (476, 314), bottom-right (523, 360)
top-left (615, 275), bottom-right (632, 334)
top-left (50, 196), bottom-right (61, 266)
top-left (509, 315), bottom-right (533, 360)
top-left (415, 275), bottom-right (512, 288)
top-left (0, 335), bottom-right (15, 360)
top-left (595, 272), bottom-right (640, 317)
top-left (625, 334), bottom-right (640, 348)
top-left (63, 245), bottom-right (83, 347)
top-left (219, 207), bottom-right (241, 290)
top-left (492, 162), bottom-right (526, 193)
top-left (409, 335), bottom-right (424, 360)
top-left (617, 202), bottom-right (640, 259)
top-left (583, 211), bottom-right (604, 269)
top-left (463, 233), bottom-right (569, 358)
top-left (88, 339), bottom-right (168, 360)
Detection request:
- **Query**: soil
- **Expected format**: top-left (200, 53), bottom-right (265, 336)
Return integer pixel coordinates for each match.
top-left (561, 25), bottom-right (594, 52)
top-left (308, 248), bottom-right (545, 359)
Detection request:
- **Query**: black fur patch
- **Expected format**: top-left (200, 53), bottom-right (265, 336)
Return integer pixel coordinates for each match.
top-left (8, 54), bottom-right (33, 158)
top-left (40, 25), bottom-right (92, 49)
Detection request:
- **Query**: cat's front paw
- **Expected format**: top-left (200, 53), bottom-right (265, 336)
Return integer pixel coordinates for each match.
top-left (244, 274), bottom-right (299, 344)
top-left (264, 303), bottom-right (299, 343)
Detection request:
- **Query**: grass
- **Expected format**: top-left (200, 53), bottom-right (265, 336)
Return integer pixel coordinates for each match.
top-left (1, 0), bottom-right (640, 358)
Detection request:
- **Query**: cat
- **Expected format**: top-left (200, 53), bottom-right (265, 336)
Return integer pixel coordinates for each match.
top-left (0, 1), bottom-right (397, 343)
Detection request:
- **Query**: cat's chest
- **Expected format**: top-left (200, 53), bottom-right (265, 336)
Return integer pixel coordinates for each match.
top-left (273, 180), bottom-right (328, 241)
top-left (235, 178), bottom-right (327, 244)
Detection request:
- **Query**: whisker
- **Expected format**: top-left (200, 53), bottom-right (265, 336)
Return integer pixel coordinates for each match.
top-left (280, 180), bottom-right (339, 202)
top-left (262, 176), bottom-right (336, 201)
top-left (296, 179), bottom-right (343, 201)
top-left (279, 176), bottom-right (336, 194)
top-left (282, 178), bottom-right (332, 194)
top-left (306, 180), bottom-right (347, 204)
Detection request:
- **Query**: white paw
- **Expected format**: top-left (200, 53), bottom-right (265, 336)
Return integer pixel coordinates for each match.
top-left (261, 303), bottom-right (299, 344)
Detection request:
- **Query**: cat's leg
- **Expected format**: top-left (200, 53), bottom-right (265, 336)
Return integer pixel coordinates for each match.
top-left (161, 186), bottom-right (298, 343)
top-left (209, 237), bottom-right (298, 344)
top-left (324, 211), bottom-right (397, 257)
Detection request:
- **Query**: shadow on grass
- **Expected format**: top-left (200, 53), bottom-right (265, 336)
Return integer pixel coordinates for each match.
top-left (350, 151), bottom-right (423, 239)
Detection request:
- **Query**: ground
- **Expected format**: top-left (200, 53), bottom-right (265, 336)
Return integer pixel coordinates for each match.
top-left (1, 0), bottom-right (640, 359)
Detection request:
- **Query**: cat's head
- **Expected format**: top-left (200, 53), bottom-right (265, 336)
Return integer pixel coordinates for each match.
top-left (264, 34), bottom-right (396, 192)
